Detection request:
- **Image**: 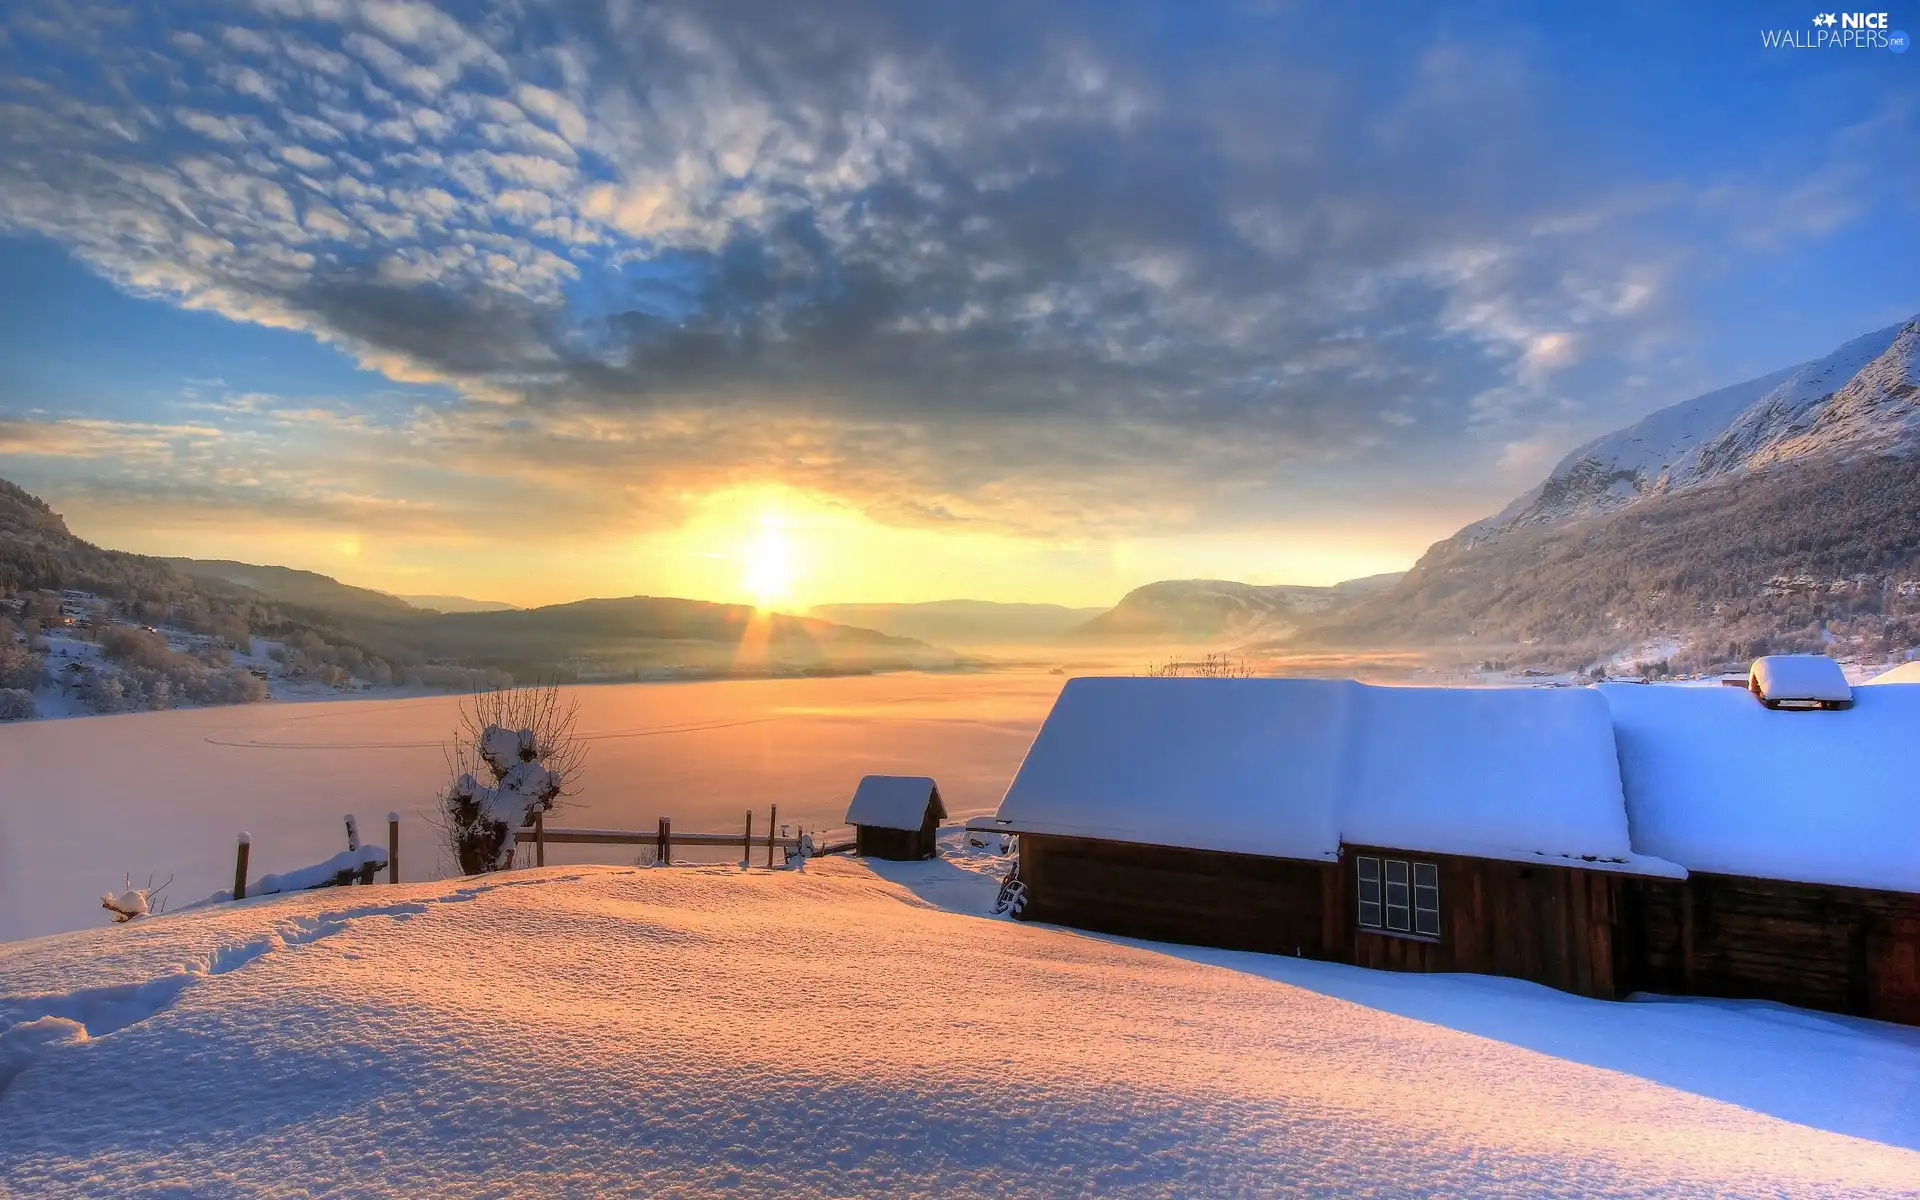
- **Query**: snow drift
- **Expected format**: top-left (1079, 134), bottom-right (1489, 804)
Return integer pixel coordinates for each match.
top-left (4, 862), bottom-right (1917, 1196)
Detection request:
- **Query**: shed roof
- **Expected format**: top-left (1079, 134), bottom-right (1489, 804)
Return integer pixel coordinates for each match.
top-left (845, 775), bottom-right (945, 831)
top-left (989, 677), bottom-right (1677, 874)
top-left (1600, 682), bottom-right (1920, 892)
top-left (1749, 655), bottom-right (1852, 703)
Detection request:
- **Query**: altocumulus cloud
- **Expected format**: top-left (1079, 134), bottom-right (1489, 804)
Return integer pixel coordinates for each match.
top-left (0, 0), bottom-right (1908, 540)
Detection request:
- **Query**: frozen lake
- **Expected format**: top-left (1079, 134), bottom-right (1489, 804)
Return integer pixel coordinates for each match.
top-left (0, 672), bottom-right (1064, 942)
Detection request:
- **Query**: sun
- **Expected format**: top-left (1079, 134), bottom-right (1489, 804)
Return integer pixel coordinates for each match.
top-left (740, 518), bottom-right (799, 610)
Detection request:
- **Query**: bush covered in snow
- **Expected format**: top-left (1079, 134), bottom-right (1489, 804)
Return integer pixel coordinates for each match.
top-left (439, 683), bottom-right (585, 874)
top-left (0, 687), bottom-right (35, 720)
top-left (0, 617), bottom-right (44, 690)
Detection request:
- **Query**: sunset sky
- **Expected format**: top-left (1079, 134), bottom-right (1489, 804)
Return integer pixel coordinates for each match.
top-left (1, 1), bottom-right (1915, 610)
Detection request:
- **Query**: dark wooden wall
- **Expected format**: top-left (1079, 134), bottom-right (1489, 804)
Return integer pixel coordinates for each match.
top-left (1018, 834), bottom-right (1333, 958)
top-left (855, 803), bottom-right (940, 860)
top-left (1334, 846), bottom-right (1626, 1000)
top-left (1622, 873), bottom-right (1920, 1025)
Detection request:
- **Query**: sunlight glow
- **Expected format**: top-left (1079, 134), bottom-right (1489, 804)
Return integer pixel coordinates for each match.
top-left (741, 517), bottom-right (799, 611)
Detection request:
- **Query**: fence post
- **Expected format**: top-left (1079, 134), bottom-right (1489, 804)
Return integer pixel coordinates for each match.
top-left (534, 808), bottom-right (545, 868)
top-left (387, 812), bottom-right (400, 884)
top-left (742, 810), bottom-right (753, 868)
top-left (657, 815), bottom-right (671, 867)
top-left (233, 833), bottom-right (251, 901)
top-left (344, 814), bottom-right (360, 852)
top-left (767, 805), bottom-right (777, 869)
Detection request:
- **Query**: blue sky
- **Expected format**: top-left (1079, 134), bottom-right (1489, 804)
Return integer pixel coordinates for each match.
top-left (0, 0), bottom-right (1914, 606)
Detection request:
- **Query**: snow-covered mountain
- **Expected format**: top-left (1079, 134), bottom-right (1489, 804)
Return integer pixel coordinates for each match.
top-left (1464, 317), bottom-right (1920, 545)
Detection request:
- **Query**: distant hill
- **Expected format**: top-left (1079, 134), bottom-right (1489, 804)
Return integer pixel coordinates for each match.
top-left (393, 594), bottom-right (519, 613)
top-left (1071, 574), bottom-right (1402, 645)
top-left (168, 558), bottom-right (420, 621)
top-left (408, 595), bottom-right (958, 678)
top-left (809, 600), bottom-right (1104, 646)
top-left (1307, 315), bottom-right (1920, 671)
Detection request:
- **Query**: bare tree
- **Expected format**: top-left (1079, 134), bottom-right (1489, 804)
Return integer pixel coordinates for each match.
top-left (437, 681), bottom-right (587, 875)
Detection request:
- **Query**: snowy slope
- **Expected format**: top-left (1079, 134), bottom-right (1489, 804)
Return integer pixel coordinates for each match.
top-left (5, 861), bottom-right (1919, 1196)
top-left (1465, 318), bottom-right (1916, 543)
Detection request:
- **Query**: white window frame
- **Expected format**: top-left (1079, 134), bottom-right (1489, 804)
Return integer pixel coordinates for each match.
top-left (1355, 854), bottom-right (1440, 942)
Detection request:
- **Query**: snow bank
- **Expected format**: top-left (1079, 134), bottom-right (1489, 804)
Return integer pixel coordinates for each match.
top-left (991, 677), bottom-right (1354, 860)
top-left (4, 865), bottom-right (1917, 1195)
top-left (254, 844), bottom-right (389, 896)
top-left (1602, 683), bottom-right (1920, 891)
top-left (991, 677), bottom-right (1664, 870)
top-left (844, 775), bottom-right (943, 830)
top-left (1749, 655), bottom-right (1852, 704)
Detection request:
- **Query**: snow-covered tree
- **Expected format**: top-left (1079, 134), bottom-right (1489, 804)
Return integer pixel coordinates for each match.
top-left (438, 683), bottom-right (585, 874)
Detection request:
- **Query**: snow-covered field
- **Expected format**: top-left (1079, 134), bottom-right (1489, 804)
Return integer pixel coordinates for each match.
top-left (0, 673), bottom-right (1063, 942)
top-left (4, 846), bottom-right (1917, 1196)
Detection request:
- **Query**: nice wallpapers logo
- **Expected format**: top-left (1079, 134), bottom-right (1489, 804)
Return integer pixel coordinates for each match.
top-left (1763, 12), bottom-right (1910, 50)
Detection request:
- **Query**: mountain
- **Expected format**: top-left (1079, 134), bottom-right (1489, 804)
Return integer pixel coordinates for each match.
top-left (1072, 574), bottom-right (1402, 644)
top-left (1309, 316), bottom-right (1920, 668)
top-left (1463, 319), bottom-right (1918, 545)
top-left (407, 596), bottom-right (957, 678)
top-left (808, 600), bottom-right (1105, 646)
top-left (393, 594), bottom-right (519, 613)
top-left (168, 558), bottom-right (421, 621)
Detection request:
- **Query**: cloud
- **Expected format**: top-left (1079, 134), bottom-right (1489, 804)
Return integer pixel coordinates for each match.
top-left (0, 0), bottom-right (1907, 549)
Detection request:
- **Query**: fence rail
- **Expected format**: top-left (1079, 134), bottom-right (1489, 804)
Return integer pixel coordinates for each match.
top-left (516, 827), bottom-right (804, 849)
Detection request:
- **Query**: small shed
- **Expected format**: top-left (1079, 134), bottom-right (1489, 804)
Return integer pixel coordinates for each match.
top-left (846, 775), bottom-right (946, 860)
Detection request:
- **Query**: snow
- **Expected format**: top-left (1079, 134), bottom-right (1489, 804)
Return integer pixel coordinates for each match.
top-left (843, 774), bottom-right (943, 830)
top-left (990, 677), bottom-right (1354, 860)
top-left (1749, 654), bottom-right (1853, 703)
top-left (1346, 684), bottom-right (1672, 872)
top-left (1861, 661), bottom-right (1920, 685)
top-left (991, 677), bottom-right (1673, 872)
top-left (250, 844), bottom-right (390, 897)
top-left (4, 855), bottom-right (1918, 1195)
top-left (1601, 682), bottom-right (1920, 892)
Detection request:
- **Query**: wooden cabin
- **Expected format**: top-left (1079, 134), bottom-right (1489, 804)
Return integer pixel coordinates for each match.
top-left (845, 775), bottom-right (946, 860)
top-left (1604, 678), bottom-right (1920, 1024)
top-left (986, 677), bottom-right (1680, 1000)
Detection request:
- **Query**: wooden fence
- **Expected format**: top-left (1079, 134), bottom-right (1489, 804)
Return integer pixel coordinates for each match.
top-left (514, 807), bottom-right (846, 868)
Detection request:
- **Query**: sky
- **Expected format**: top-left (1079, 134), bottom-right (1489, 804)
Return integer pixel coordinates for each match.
top-left (0, 0), bottom-right (1916, 610)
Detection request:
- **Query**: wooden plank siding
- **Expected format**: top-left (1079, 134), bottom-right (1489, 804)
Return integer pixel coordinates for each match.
top-left (1018, 835), bottom-right (1629, 998)
top-left (1334, 846), bottom-right (1625, 1000)
top-left (1623, 873), bottom-right (1920, 1025)
top-left (1018, 834), bottom-right (1333, 958)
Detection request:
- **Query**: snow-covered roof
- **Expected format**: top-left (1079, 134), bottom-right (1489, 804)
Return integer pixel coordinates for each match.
top-left (991, 677), bottom-right (1353, 861)
top-left (845, 775), bottom-right (944, 831)
top-left (989, 677), bottom-right (1674, 873)
top-left (1861, 661), bottom-right (1920, 686)
top-left (1601, 683), bottom-right (1920, 892)
top-left (1748, 655), bottom-right (1851, 704)
top-left (1345, 685), bottom-right (1647, 869)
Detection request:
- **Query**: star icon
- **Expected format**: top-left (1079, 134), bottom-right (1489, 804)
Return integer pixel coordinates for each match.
top-left (1813, 12), bottom-right (1837, 26)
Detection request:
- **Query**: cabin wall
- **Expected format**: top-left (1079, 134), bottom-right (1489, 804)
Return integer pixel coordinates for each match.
top-left (1623, 873), bottom-right (1920, 1025)
top-left (1334, 846), bottom-right (1625, 1000)
top-left (856, 824), bottom-right (934, 860)
top-left (1018, 834), bottom-right (1332, 957)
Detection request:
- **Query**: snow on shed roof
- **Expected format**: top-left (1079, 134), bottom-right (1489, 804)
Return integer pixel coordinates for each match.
top-left (1601, 682), bottom-right (1920, 892)
top-left (1749, 655), bottom-right (1851, 704)
top-left (1861, 660), bottom-right (1920, 685)
top-left (990, 677), bottom-right (1673, 873)
top-left (845, 775), bottom-right (944, 831)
